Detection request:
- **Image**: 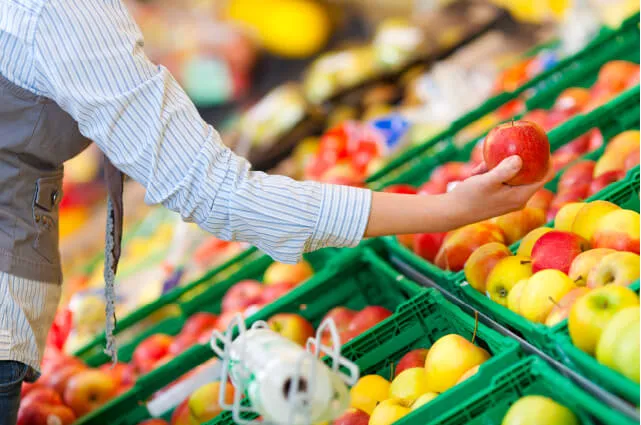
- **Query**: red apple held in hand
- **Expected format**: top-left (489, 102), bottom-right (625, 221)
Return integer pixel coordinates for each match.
top-left (557, 161), bottom-right (595, 192)
top-left (531, 231), bottom-right (590, 274)
top-left (588, 170), bottom-right (624, 196)
top-left (267, 313), bottom-right (315, 346)
top-left (413, 232), bottom-right (447, 263)
top-left (17, 402), bottom-right (76, 425)
top-left (221, 280), bottom-right (263, 313)
top-left (132, 334), bottom-right (174, 375)
top-left (395, 349), bottom-right (429, 377)
top-left (347, 306), bottom-right (392, 336)
top-left (63, 370), bottom-right (118, 416)
top-left (259, 281), bottom-right (297, 305)
top-left (484, 120), bottom-right (551, 185)
top-left (333, 407), bottom-right (370, 425)
top-left (435, 223), bottom-right (506, 272)
top-left (383, 184), bottom-right (417, 195)
top-left (99, 362), bottom-right (137, 388)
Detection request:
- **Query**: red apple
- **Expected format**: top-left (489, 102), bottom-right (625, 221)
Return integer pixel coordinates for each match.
top-left (333, 408), bottom-right (370, 425)
top-left (321, 307), bottom-right (357, 333)
top-left (197, 325), bottom-right (220, 344)
top-left (545, 108), bottom-right (573, 130)
top-left (555, 135), bottom-right (590, 156)
top-left (553, 87), bottom-right (591, 114)
top-left (21, 381), bottom-right (39, 398)
top-left (347, 306), bottom-right (392, 336)
top-left (221, 280), bottom-right (263, 313)
top-left (588, 170), bottom-right (624, 196)
top-left (531, 231), bottom-right (590, 274)
top-left (320, 162), bottom-right (364, 187)
top-left (215, 310), bottom-right (242, 332)
top-left (470, 140), bottom-right (484, 165)
top-left (484, 120), bottom-right (550, 185)
top-left (21, 387), bottom-right (63, 407)
top-left (63, 370), bottom-right (119, 416)
top-left (383, 184), bottom-right (417, 194)
top-left (99, 362), bottom-right (137, 388)
top-left (395, 349), bottom-right (429, 377)
top-left (435, 222), bottom-right (506, 272)
top-left (413, 232), bottom-right (447, 263)
top-left (305, 155), bottom-right (332, 180)
top-left (587, 129), bottom-right (604, 152)
top-left (259, 281), bottom-right (297, 304)
top-left (44, 363), bottom-right (86, 396)
top-left (138, 420), bottom-right (169, 425)
top-left (557, 160), bottom-right (595, 192)
top-left (17, 402), bottom-right (76, 425)
top-left (170, 398), bottom-right (191, 425)
top-left (526, 188), bottom-right (554, 211)
top-left (430, 162), bottom-right (471, 186)
top-left (132, 334), bottom-right (174, 375)
top-left (168, 332), bottom-right (199, 356)
top-left (263, 261), bottom-right (314, 286)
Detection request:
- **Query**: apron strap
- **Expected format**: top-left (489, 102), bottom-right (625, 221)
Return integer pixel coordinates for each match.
top-left (103, 157), bottom-right (124, 364)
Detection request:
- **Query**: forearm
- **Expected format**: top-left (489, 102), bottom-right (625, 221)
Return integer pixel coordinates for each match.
top-left (364, 191), bottom-right (466, 237)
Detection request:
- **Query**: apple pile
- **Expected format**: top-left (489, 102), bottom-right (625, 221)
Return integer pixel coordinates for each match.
top-left (464, 199), bottom-right (640, 328)
top-left (16, 347), bottom-right (137, 424)
top-left (501, 395), bottom-right (579, 425)
top-left (333, 334), bottom-right (491, 425)
top-left (569, 286), bottom-right (639, 384)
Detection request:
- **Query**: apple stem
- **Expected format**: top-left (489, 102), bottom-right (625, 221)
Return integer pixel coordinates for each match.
top-left (390, 362), bottom-right (395, 379)
top-left (548, 296), bottom-right (560, 308)
top-left (471, 311), bottom-right (479, 344)
top-left (520, 260), bottom-right (531, 265)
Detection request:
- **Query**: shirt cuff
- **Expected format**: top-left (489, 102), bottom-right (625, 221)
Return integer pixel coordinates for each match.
top-left (306, 184), bottom-right (372, 253)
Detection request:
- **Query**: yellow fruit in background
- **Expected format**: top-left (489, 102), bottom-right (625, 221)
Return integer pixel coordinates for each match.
top-left (596, 306), bottom-right (640, 369)
top-left (233, 0), bottom-right (331, 58)
top-left (572, 201), bottom-right (620, 242)
top-left (424, 334), bottom-right (490, 393)
top-left (411, 392), bottom-right (438, 410)
top-left (611, 319), bottom-right (640, 383)
top-left (369, 398), bottom-right (411, 425)
top-left (349, 375), bottom-right (390, 415)
top-left (507, 279), bottom-right (528, 314)
top-left (487, 256), bottom-right (533, 307)
top-left (59, 206), bottom-right (90, 239)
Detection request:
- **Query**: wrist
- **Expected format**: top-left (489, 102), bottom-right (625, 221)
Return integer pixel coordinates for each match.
top-left (437, 191), bottom-right (470, 231)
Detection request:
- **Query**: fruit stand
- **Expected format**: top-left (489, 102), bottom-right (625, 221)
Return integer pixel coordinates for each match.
top-left (15, 3), bottom-right (641, 425)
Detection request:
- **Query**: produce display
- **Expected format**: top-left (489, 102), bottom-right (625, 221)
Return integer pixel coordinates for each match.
top-left (29, 6), bottom-right (641, 425)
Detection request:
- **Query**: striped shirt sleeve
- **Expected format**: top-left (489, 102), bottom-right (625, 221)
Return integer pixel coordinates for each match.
top-left (27, 0), bottom-right (372, 264)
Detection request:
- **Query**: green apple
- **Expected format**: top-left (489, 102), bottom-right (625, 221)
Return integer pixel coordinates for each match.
top-left (596, 306), bottom-right (639, 368)
top-left (611, 319), bottom-right (640, 383)
top-left (502, 395), bottom-right (579, 425)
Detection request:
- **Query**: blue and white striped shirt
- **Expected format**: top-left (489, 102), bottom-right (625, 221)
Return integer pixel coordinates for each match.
top-left (0, 0), bottom-right (372, 370)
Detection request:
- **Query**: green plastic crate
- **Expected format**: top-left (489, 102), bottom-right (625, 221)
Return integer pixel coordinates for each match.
top-left (73, 246), bottom-right (262, 361)
top-left (379, 86), bottom-right (640, 297)
top-left (548, 280), bottom-right (640, 405)
top-left (413, 356), bottom-right (637, 425)
top-left (74, 240), bottom-right (424, 425)
top-left (80, 247), bottom-right (339, 367)
top-left (208, 286), bottom-right (522, 425)
top-left (368, 13), bottom-right (640, 190)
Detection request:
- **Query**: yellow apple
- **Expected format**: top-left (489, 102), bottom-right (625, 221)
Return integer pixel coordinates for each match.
top-left (424, 334), bottom-right (490, 393)
top-left (568, 248), bottom-right (616, 286)
top-left (596, 306), bottom-right (639, 369)
top-left (591, 209), bottom-right (640, 254)
top-left (611, 319), bottom-right (640, 383)
top-left (507, 279), bottom-right (528, 315)
top-left (519, 270), bottom-right (576, 323)
top-left (554, 203), bottom-right (585, 232)
top-left (587, 251), bottom-right (640, 288)
top-left (491, 208), bottom-right (547, 245)
top-left (368, 398), bottom-right (411, 425)
top-left (501, 395), bottom-right (579, 425)
top-left (455, 364), bottom-right (480, 385)
top-left (464, 242), bottom-right (512, 293)
top-left (569, 285), bottom-right (640, 355)
top-left (571, 201), bottom-right (620, 242)
top-left (263, 260), bottom-right (314, 285)
top-left (544, 287), bottom-right (591, 327)
top-left (350, 375), bottom-right (390, 415)
top-left (389, 368), bottom-right (429, 403)
top-left (410, 392), bottom-right (438, 411)
top-left (487, 256), bottom-right (533, 307)
top-left (517, 227), bottom-right (553, 257)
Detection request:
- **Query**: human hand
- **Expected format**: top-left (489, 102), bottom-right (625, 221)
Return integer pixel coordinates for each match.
top-left (447, 155), bottom-right (553, 227)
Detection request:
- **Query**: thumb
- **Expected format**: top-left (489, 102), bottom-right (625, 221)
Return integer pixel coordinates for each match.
top-left (485, 156), bottom-right (522, 185)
